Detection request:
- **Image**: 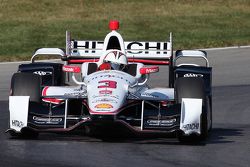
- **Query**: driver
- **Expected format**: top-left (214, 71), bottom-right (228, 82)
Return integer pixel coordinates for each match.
top-left (99, 50), bottom-right (128, 71)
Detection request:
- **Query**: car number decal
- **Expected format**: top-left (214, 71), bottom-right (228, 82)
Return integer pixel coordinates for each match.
top-left (98, 80), bottom-right (117, 89)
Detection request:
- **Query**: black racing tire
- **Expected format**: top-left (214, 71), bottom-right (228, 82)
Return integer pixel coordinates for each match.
top-left (175, 77), bottom-right (209, 143)
top-left (207, 96), bottom-right (213, 132)
top-left (175, 77), bottom-right (205, 104)
top-left (11, 72), bottom-right (41, 103)
top-left (10, 73), bottom-right (41, 138)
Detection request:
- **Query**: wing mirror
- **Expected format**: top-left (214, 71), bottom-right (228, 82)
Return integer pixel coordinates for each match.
top-left (62, 65), bottom-right (86, 86)
top-left (130, 66), bottom-right (159, 87)
top-left (140, 66), bottom-right (159, 75)
top-left (62, 65), bottom-right (81, 73)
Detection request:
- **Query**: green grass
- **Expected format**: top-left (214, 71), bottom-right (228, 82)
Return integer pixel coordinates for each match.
top-left (1, 0), bottom-right (250, 61)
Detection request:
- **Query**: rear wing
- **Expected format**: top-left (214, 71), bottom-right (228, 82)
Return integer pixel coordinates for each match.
top-left (65, 31), bottom-right (173, 65)
top-left (31, 48), bottom-right (65, 63)
top-left (174, 50), bottom-right (209, 67)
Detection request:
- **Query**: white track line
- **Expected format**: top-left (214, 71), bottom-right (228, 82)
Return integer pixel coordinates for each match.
top-left (0, 45), bottom-right (250, 65)
top-left (0, 59), bottom-right (60, 65)
top-left (200, 45), bottom-right (250, 51)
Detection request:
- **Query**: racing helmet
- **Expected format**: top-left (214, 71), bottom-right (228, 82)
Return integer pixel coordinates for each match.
top-left (103, 50), bottom-right (128, 70)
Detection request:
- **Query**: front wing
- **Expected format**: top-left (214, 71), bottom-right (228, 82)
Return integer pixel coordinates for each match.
top-left (8, 95), bottom-right (202, 136)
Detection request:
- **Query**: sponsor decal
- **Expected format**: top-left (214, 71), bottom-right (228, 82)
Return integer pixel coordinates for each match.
top-left (62, 65), bottom-right (81, 73)
top-left (33, 71), bottom-right (52, 76)
top-left (92, 94), bottom-right (119, 99)
top-left (146, 118), bottom-right (176, 126)
top-left (110, 95), bottom-right (120, 99)
top-left (127, 42), bottom-right (168, 54)
top-left (12, 120), bottom-right (24, 128)
top-left (92, 98), bottom-right (118, 104)
top-left (140, 66), bottom-right (159, 74)
top-left (141, 93), bottom-right (158, 99)
top-left (98, 80), bottom-right (117, 89)
top-left (99, 90), bottom-right (112, 95)
top-left (88, 73), bottom-right (131, 84)
top-left (74, 41), bottom-right (168, 54)
top-left (33, 116), bottom-right (62, 124)
top-left (182, 123), bottom-right (200, 130)
top-left (184, 73), bottom-right (203, 78)
top-left (73, 41), bottom-right (104, 53)
top-left (64, 92), bottom-right (87, 97)
top-left (146, 68), bottom-right (158, 73)
top-left (73, 88), bottom-right (87, 92)
top-left (95, 103), bottom-right (113, 109)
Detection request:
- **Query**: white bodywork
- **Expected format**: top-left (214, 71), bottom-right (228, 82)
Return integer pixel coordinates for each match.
top-left (8, 22), bottom-right (207, 136)
top-left (42, 86), bottom-right (87, 99)
top-left (85, 70), bottom-right (135, 114)
top-left (71, 41), bottom-right (171, 60)
top-left (42, 69), bottom-right (175, 114)
top-left (180, 98), bottom-right (202, 135)
top-left (68, 30), bottom-right (172, 60)
top-left (9, 96), bottom-right (29, 132)
top-left (139, 88), bottom-right (174, 101)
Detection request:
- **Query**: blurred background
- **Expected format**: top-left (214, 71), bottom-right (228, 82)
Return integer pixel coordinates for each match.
top-left (0, 0), bottom-right (250, 61)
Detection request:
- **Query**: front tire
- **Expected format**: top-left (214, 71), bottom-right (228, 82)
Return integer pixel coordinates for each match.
top-left (11, 73), bottom-right (41, 102)
top-left (175, 77), bottom-right (209, 143)
top-left (10, 73), bottom-right (41, 138)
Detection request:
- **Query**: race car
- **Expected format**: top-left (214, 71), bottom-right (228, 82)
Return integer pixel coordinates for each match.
top-left (7, 20), bottom-right (212, 143)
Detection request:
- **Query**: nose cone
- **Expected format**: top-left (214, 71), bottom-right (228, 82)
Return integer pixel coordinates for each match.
top-left (86, 71), bottom-right (133, 115)
top-left (109, 20), bottom-right (119, 31)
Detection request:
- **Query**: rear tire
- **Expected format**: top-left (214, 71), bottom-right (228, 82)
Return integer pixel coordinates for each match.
top-left (175, 77), bottom-right (208, 143)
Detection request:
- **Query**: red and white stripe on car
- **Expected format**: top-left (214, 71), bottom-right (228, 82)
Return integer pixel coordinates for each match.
top-left (42, 86), bottom-right (64, 105)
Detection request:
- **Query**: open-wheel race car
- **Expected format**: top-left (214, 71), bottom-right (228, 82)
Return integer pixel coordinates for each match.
top-left (7, 20), bottom-right (212, 143)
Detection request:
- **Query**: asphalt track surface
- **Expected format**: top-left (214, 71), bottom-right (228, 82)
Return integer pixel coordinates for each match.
top-left (0, 47), bottom-right (250, 167)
